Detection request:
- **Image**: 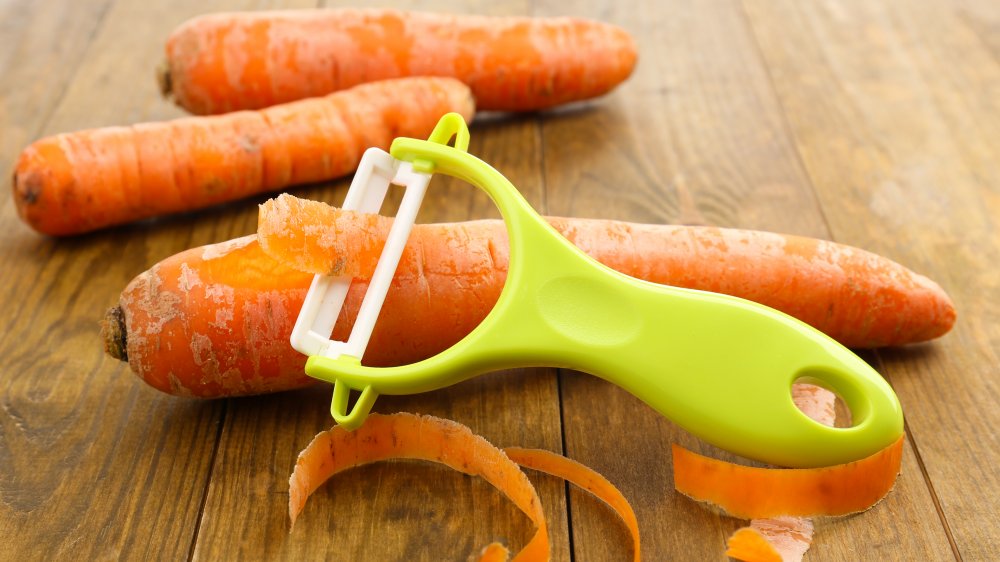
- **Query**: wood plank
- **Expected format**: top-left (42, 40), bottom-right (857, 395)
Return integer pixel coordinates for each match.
top-left (190, 2), bottom-right (570, 560)
top-left (742, 0), bottom-right (1000, 559)
top-left (544, 0), bottom-right (955, 559)
top-left (0, 0), bottom-right (315, 560)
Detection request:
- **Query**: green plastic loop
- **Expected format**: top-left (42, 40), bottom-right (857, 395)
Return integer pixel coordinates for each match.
top-left (330, 378), bottom-right (379, 431)
top-left (413, 112), bottom-right (470, 174)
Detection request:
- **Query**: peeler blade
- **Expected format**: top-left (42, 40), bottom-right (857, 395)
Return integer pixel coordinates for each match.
top-left (290, 147), bottom-right (431, 361)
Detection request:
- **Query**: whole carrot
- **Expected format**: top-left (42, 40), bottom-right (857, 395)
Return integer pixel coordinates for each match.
top-left (12, 77), bottom-right (474, 235)
top-left (162, 9), bottom-right (638, 115)
top-left (101, 195), bottom-right (955, 398)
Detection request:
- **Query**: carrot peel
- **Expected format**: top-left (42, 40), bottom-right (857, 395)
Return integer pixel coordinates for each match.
top-left (288, 413), bottom-right (640, 561)
top-left (505, 447), bottom-right (640, 562)
top-left (672, 435), bottom-right (903, 519)
top-left (725, 526), bottom-right (784, 562)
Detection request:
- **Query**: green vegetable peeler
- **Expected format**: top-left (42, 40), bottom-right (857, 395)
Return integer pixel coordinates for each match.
top-left (291, 113), bottom-right (903, 468)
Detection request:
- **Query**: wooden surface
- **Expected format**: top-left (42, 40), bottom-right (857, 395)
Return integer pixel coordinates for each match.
top-left (1, 0), bottom-right (997, 560)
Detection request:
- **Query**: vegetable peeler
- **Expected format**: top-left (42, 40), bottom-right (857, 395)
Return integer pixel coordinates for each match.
top-left (291, 113), bottom-right (903, 468)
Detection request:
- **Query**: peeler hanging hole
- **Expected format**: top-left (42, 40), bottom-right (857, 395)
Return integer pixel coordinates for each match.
top-left (791, 372), bottom-right (865, 429)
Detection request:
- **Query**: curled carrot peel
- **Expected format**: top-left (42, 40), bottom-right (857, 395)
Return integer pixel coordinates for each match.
top-left (672, 434), bottom-right (904, 520)
top-left (288, 413), bottom-right (640, 561)
top-left (504, 447), bottom-right (640, 562)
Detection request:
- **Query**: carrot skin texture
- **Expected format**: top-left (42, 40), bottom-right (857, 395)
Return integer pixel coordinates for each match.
top-left (11, 77), bottom-right (474, 235)
top-left (164, 9), bottom-right (638, 114)
top-left (106, 214), bottom-right (956, 398)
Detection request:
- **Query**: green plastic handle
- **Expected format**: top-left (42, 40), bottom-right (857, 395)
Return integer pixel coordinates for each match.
top-left (307, 114), bottom-right (904, 468)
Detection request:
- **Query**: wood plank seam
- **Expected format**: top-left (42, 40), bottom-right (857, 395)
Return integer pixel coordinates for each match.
top-left (903, 422), bottom-right (964, 561)
top-left (187, 400), bottom-right (229, 562)
top-left (536, 107), bottom-right (580, 561)
top-left (555, 371), bottom-right (579, 561)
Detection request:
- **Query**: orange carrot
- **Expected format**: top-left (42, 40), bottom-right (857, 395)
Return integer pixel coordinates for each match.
top-left (162, 9), bottom-right (637, 115)
top-left (671, 435), bottom-right (904, 519)
top-left (288, 413), bottom-right (640, 561)
top-left (12, 77), bottom-right (473, 235)
top-left (257, 195), bottom-right (954, 347)
top-left (102, 196), bottom-right (954, 397)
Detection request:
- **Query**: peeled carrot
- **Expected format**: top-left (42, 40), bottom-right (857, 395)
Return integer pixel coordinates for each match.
top-left (162, 9), bottom-right (638, 115)
top-left (288, 413), bottom-right (640, 561)
top-left (101, 195), bottom-right (955, 397)
top-left (12, 77), bottom-right (474, 235)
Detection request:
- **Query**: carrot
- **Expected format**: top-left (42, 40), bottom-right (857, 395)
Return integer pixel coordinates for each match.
top-left (101, 196), bottom-right (955, 397)
top-left (288, 412), bottom-right (640, 561)
top-left (257, 195), bottom-right (954, 346)
top-left (671, 435), bottom-right (904, 519)
top-left (162, 9), bottom-right (638, 115)
top-left (12, 77), bottom-right (474, 236)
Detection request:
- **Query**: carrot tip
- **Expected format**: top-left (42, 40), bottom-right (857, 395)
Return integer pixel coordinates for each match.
top-left (101, 305), bottom-right (128, 362)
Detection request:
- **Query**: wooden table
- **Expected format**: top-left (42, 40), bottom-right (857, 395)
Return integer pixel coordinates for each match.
top-left (2, 0), bottom-right (997, 560)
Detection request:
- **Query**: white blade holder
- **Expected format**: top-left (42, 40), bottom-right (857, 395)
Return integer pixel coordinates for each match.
top-left (290, 147), bottom-right (431, 361)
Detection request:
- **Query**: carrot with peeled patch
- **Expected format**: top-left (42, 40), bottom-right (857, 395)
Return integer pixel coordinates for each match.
top-left (101, 195), bottom-right (954, 397)
top-left (162, 9), bottom-right (637, 115)
top-left (13, 77), bottom-right (474, 235)
top-left (288, 412), bottom-right (640, 561)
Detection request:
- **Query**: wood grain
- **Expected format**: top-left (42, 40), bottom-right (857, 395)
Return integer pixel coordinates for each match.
top-left (743, 0), bottom-right (1000, 558)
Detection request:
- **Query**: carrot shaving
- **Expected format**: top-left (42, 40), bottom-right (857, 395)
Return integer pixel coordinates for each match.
top-left (728, 517), bottom-right (815, 562)
top-left (673, 432), bottom-right (902, 520)
top-left (725, 527), bottom-right (783, 562)
top-left (505, 447), bottom-right (640, 562)
top-left (678, 385), bottom-right (894, 560)
top-left (288, 413), bottom-right (639, 561)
